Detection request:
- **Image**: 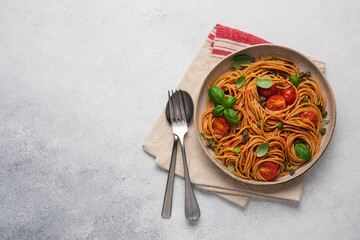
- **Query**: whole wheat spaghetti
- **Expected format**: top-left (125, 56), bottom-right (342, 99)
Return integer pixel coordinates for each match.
top-left (200, 55), bottom-right (327, 181)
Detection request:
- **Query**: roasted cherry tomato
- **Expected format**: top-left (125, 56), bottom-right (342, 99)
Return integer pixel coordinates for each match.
top-left (301, 110), bottom-right (319, 127)
top-left (280, 88), bottom-right (296, 105)
top-left (259, 162), bottom-right (278, 180)
top-left (212, 117), bottom-right (229, 137)
top-left (258, 84), bottom-right (277, 98)
top-left (266, 95), bottom-right (286, 111)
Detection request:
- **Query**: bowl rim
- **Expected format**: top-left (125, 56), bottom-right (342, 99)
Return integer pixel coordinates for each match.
top-left (194, 43), bottom-right (336, 186)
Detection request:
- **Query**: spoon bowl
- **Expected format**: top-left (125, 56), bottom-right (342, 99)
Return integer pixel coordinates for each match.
top-left (165, 90), bottom-right (194, 124)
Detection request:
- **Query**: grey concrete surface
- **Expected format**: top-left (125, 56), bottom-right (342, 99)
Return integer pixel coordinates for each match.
top-left (0, 0), bottom-right (359, 239)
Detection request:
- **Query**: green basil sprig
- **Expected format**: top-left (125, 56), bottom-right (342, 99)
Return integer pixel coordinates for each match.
top-left (257, 120), bottom-right (262, 127)
top-left (290, 75), bottom-right (300, 86)
top-left (223, 96), bottom-right (236, 108)
top-left (255, 78), bottom-right (273, 88)
top-left (208, 86), bottom-right (225, 104)
top-left (228, 165), bottom-right (235, 172)
top-left (294, 143), bottom-right (311, 161)
top-left (208, 86), bottom-right (239, 126)
top-left (302, 98), bottom-right (309, 103)
top-left (224, 108), bottom-right (239, 125)
top-left (236, 75), bottom-right (246, 88)
top-left (232, 55), bottom-right (253, 69)
top-left (212, 105), bottom-right (224, 116)
top-left (257, 142), bottom-right (270, 157)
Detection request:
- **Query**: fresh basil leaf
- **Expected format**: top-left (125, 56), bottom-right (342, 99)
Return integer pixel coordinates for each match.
top-left (290, 75), bottom-right (300, 86)
top-left (232, 55), bottom-right (253, 69)
top-left (257, 142), bottom-right (270, 157)
top-left (212, 105), bottom-right (224, 116)
top-left (236, 75), bottom-right (246, 88)
top-left (255, 78), bottom-right (273, 89)
top-left (321, 120), bottom-right (330, 124)
top-left (277, 123), bottom-right (284, 130)
top-left (302, 98), bottom-right (309, 103)
top-left (228, 165), bottom-right (235, 172)
top-left (223, 96), bottom-right (236, 108)
top-left (200, 133), bottom-right (206, 140)
top-left (208, 86), bottom-right (225, 104)
top-left (224, 108), bottom-right (239, 125)
top-left (234, 148), bottom-right (241, 153)
top-left (257, 120), bottom-right (262, 127)
top-left (294, 143), bottom-right (311, 161)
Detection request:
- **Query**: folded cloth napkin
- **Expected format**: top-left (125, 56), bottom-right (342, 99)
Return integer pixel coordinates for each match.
top-left (143, 24), bottom-right (326, 207)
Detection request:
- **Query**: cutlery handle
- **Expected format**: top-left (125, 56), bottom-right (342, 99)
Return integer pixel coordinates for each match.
top-left (161, 136), bottom-right (178, 218)
top-left (178, 135), bottom-right (200, 221)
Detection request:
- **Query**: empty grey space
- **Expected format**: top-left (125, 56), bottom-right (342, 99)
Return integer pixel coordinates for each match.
top-left (0, 0), bottom-right (359, 239)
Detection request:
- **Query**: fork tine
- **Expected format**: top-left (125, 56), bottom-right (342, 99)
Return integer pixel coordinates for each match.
top-left (172, 89), bottom-right (179, 123)
top-left (177, 90), bottom-right (187, 123)
top-left (168, 90), bottom-right (175, 124)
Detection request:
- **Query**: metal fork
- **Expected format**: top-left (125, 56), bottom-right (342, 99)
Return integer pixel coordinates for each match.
top-left (165, 89), bottom-right (200, 221)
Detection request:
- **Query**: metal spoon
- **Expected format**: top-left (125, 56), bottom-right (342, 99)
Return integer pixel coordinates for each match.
top-left (161, 90), bottom-right (194, 219)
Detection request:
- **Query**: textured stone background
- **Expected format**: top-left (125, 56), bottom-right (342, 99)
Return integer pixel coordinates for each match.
top-left (0, 0), bottom-right (359, 239)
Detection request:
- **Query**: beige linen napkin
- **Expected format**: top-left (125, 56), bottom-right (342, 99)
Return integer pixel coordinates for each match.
top-left (143, 24), bottom-right (326, 207)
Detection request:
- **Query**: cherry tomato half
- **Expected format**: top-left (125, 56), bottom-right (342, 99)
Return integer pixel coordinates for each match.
top-left (259, 84), bottom-right (277, 99)
top-left (301, 110), bottom-right (319, 127)
top-left (266, 95), bottom-right (286, 111)
top-left (212, 117), bottom-right (229, 137)
top-left (259, 162), bottom-right (278, 180)
top-left (280, 88), bottom-right (296, 105)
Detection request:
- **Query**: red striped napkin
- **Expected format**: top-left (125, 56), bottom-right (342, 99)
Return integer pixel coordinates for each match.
top-left (143, 24), bottom-right (325, 207)
top-left (208, 24), bottom-right (325, 71)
